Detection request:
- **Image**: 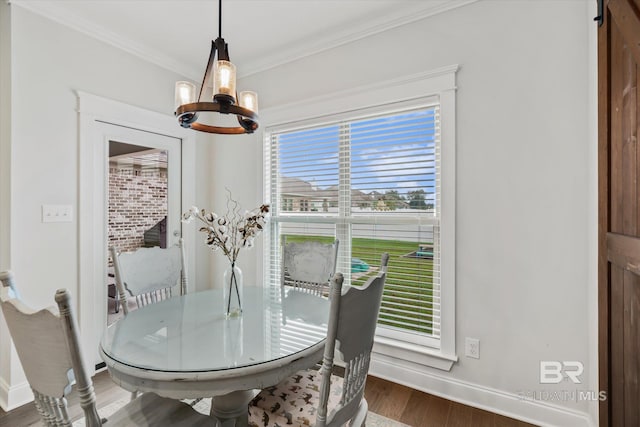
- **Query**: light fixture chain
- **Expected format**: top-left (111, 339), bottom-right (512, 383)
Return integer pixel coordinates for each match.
top-left (218, 0), bottom-right (222, 38)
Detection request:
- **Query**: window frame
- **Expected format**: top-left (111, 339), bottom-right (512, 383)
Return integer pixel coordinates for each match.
top-left (261, 65), bottom-right (458, 370)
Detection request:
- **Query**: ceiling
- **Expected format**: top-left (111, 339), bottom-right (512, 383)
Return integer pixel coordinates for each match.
top-left (11, 0), bottom-right (473, 81)
top-left (109, 141), bottom-right (168, 170)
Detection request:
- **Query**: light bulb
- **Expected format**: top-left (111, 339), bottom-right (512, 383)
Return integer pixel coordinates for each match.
top-left (213, 60), bottom-right (236, 103)
top-left (174, 81), bottom-right (196, 110)
top-left (239, 91), bottom-right (258, 113)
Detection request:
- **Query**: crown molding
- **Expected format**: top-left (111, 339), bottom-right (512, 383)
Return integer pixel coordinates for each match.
top-left (8, 0), bottom-right (476, 81)
top-left (9, 0), bottom-right (202, 80)
top-left (239, 0), bottom-right (477, 78)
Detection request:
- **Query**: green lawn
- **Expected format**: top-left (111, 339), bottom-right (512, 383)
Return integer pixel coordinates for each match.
top-left (283, 234), bottom-right (434, 335)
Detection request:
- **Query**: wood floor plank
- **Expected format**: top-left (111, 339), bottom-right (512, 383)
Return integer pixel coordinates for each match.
top-left (0, 401), bottom-right (39, 427)
top-left (446, 401), bottom-right (474, 427)
top-left (470, 406), bottom-right (496, 427)
top-left (399, 389), bottom-right (432, 426)
top-left (363, 375), bottom-right (388, 414)
top-left (371, 381), bottom-right (412, 420)
top-left (423, 394), bottom-right (451, 426)
top-left (494, 413), bottom-right (532, 427)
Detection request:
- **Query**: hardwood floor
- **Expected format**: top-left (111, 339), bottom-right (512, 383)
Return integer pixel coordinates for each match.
top-left (0, 372), bottom-right (536, 426)
top-left (364, 376), bottom-right (536, 427)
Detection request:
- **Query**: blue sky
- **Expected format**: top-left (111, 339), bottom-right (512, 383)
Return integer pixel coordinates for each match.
top-left (277, 108), bottom-right (437, 203)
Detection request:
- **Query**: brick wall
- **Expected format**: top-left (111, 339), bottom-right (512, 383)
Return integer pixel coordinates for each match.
top-left (108, 166), bottom-right (167, 254)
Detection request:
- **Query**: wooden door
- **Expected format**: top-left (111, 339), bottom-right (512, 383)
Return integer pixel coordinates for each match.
top-left (599, 0), bottom-right (640, 425)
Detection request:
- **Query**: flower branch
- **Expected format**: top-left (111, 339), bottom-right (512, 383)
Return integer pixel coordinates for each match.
top-left (182, 191), bottom-right (270, 264)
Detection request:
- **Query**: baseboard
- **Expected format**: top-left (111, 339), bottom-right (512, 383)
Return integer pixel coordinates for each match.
top-left (0, 377), bottom-right (33, 412)
top-left (369, 354), bottom-right (594, 427)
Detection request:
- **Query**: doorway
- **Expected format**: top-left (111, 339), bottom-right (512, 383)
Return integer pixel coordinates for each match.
top-left (77, 91), bottom-right (197, 370)
top-left (107, 140), bottom-right (178, 325)
top-left (99, 124), bottom-right (182, 332)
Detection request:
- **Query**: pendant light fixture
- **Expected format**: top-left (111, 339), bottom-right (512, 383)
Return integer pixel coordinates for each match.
top-left (174, 0), bottom-right (258, 134)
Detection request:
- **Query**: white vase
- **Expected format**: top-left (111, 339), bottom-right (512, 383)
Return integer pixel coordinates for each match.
top-left (223, 262), bottom-right (243, 317)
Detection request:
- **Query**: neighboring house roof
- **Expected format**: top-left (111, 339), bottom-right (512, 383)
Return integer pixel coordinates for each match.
top-left (280, 176), bottom-right (318, 198)
top-left (280, 176), bottom-right (411, 206)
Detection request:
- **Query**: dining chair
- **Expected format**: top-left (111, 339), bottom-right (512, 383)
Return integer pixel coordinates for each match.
top-left (0, 270), bottom-right (20, 299)
top-left (249, 253), bottom-right (389, 427)
top-left (109, 238), bottom-right (187, 315)
top-left (281, 237), bottom-right (339, 297)
top-left (0, 282), bottom-right (213, 426)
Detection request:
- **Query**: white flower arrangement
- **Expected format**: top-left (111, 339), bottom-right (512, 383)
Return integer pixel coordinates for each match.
top-left (182, 192), bottom-right (270, 264)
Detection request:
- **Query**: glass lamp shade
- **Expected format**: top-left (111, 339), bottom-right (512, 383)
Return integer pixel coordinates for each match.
top-left (213, 60), bottom-right (237, 104)
top-left (239, 91), bottom-right (258, 113)
top-left (174, 81), bottom-right (196, 110)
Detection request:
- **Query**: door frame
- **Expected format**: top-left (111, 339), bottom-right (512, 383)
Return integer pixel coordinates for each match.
top-left (598, 0), bottom-right (640, 424)
top-left (597, 0), bottom-right (610, 423)
top-left (77, 91), bottom-right (196, 370)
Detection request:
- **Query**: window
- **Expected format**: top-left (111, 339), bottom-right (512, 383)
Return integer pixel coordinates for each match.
top-left (263, 67), bottom-right (457, 368)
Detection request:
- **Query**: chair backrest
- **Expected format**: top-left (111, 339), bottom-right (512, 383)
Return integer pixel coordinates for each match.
top-left (0, 283), bottom-right (101, 426)
top-left (281, 237), bottom-right (339, 296)
top-left (109, 238), bottom-right (187, 315)
top-left (0, 270), bottom-right (21, 299)
top-left (317, 253), bottom-right (389, 427)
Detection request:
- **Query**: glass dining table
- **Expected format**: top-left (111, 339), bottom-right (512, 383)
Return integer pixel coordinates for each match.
top-left (100, 286), bottom-right (330, 427)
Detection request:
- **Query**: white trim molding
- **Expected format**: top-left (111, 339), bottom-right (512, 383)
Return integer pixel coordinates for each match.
top-left (262, 65), bottom-right (458, 127)
top-left (8, 0), bottom-right (199, 79)
top-left (370, 357), bottom-right (593, 427)
top-left (8, 0), bottom-right (476, 80)
top-left (0, 377), bottom-right (32, 412)
top-left (261, 65), bottom-right (458, 372)
top-left (239, 1), bottom-right (475, 78)
top-left (77, 92), bottom-right (196, 372)
top-left (373, 337), bottom-right (457, 372)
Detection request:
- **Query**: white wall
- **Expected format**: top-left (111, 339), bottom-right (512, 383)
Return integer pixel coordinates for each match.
top-left (206, 132), bottom-right (263, 288)
top-left (0, 0), bottom-right (19, 411)
top-left (239, 0), bottom-right (595, 425)
top-left (0, 0), bottom-right (11, 274)
top-left (0, 5), bottom-right (213, 409)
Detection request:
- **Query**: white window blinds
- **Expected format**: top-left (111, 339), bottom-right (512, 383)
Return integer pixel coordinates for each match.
top-left (265, 105), bottom-right (441, 346)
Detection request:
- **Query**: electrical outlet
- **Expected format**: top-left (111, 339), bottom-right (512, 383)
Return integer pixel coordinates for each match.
top-left (465, 337), bottom-right (480, 359)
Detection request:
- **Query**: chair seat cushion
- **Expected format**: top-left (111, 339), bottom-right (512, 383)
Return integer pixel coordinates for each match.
top-left (249, 369), bottom-right (343, 427)
top-left (106, 392), bottom-right (212, 426)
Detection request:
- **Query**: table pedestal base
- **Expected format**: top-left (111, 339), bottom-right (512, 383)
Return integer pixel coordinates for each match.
top-left (210, 389), bottom-right (260, 427)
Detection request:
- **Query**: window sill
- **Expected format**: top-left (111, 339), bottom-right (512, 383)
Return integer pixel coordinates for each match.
top-left (372, 335), bottom-right (458, 372)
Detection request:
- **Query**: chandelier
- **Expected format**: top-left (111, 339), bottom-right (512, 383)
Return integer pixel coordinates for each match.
top-left (174, 0), bottom-right (258, 134)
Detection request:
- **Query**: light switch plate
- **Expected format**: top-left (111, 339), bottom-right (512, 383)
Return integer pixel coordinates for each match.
top-left (42, 205), bottom-right (73, 223)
